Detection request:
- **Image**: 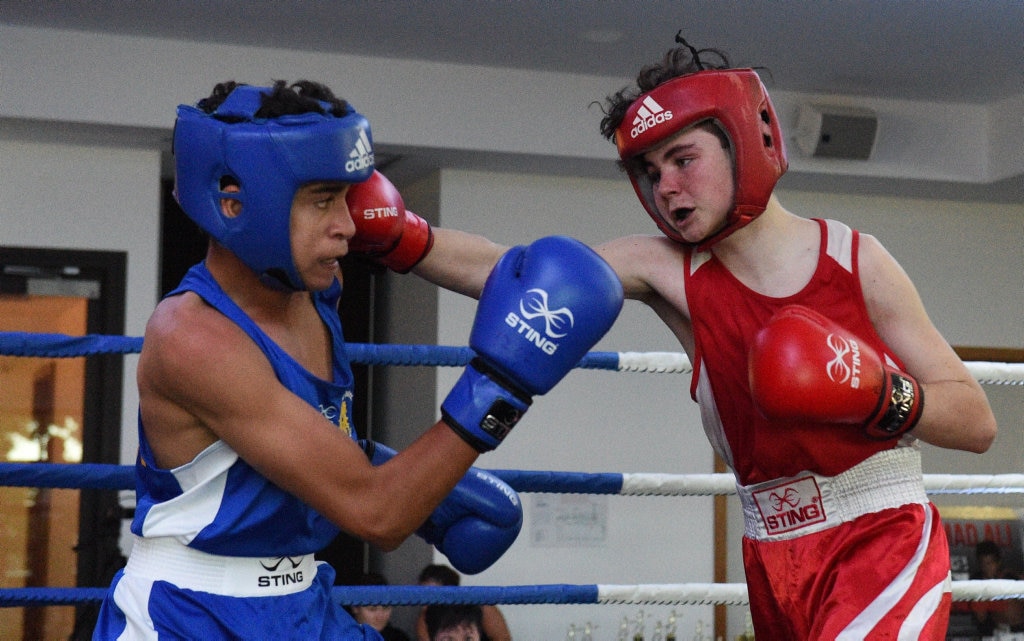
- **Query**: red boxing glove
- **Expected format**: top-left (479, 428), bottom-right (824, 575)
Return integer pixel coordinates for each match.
top-left (748, 305), bottom-right (924, 440)
top-left (346, 171), bottom-right (433, 273)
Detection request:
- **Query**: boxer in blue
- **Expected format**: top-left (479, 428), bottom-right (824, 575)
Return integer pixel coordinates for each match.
top-left (92, 80), bottom-right (623, 640)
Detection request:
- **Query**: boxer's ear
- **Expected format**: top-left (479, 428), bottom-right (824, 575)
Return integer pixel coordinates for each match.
top-left (220, 181), bottom-right (242, 219)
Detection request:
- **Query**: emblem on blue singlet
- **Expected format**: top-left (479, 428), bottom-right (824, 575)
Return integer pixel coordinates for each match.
top-left (318, 391), bottom-right (354, 436)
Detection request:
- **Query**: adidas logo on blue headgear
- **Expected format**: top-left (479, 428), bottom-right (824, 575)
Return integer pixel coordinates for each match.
top-left (172, 85), bottom-right (375, 290)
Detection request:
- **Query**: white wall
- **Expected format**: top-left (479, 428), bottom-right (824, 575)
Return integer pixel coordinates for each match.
top-left (778, 190), bottom-right (1023, 348)
top-left (1, 22), bottom-right (1021, 641)
top-left (0, 25), bottom-right (615, 161)
top-left (0, 137), bottom-right (162, 465)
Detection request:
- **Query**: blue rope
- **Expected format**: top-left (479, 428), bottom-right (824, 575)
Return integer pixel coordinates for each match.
top-left (0, 463), bottom-right (134, 490)
top-left (0, 462), bottom-right (628, 495)
top-left (490, 470), bottom-right (624, 495)
top-left (0, 331), bottom-right (625, 371)
top-left (0, 585), bottom-right (599, 607)
top-left (344, 343), bottom-right (472, 367)
top-left (0, 587), bottom-right (110, 607)
top-left (0, 332), bottom-right (142, 357)
top-left (332, 584), bottom-right (599, 606)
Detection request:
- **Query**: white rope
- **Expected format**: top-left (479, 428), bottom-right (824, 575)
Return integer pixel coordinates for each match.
top-left (598, 583), bottom-right (749, 606)
top-left (614, 352), bottom-right (1024, 386)
top-left (616, 352), bottom-right (693, 374)
top-left (965, 361), bottom-right (1024, 385)
top-left (618, 473), bottom-right (1024, 496)
top-left (620, 473), bottom-right (737, 496)
top-left (596, 581), bottom-right (1024, 605)
top-left (923, 473), bottom-right (1024, 494)
top-left (953, 580), bottom-right (1024, 602)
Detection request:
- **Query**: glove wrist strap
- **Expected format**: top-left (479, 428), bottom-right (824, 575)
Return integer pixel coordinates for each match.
top-left (441, 358), bottom-right (532, 452)
top-left (865, 372), bottom-right (924, 440)
top-left (387, 214), bottom-right (434, 273)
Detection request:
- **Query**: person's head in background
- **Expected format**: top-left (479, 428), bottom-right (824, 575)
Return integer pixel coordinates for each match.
top-left (425, 604), bottom-right (483, 641)
top-left (348, 572), bottom-right (396, 633)
top-left (975, 540), bottom-right (1006, 579)
top-left (418, 564), bottom-right (460, 587)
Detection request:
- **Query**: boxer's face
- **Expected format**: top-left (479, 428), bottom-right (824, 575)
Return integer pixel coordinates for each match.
top-left (289, 181), bottom-right (354, 290)
top-left (641, 125), bottom-right (735, 245)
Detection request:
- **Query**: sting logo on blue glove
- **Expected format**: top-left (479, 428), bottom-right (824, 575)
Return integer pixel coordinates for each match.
top-left (442, 236), bottom-right (623, 452)
top-left (504, 288), bottom-right (575, 354)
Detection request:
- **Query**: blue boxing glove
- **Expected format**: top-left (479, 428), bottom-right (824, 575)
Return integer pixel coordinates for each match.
top-left (442, 236), bottom-right (623, 451)
top-left (360, 440), bottom-right (522, 574)
top-left (416, 468), bottom-right (522, 575)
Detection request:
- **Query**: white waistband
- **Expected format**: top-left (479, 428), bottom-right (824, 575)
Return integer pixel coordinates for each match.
top-left (737, 447), bottom-right (928, 542)
top-left (125, 536), bottom-right (318, 597)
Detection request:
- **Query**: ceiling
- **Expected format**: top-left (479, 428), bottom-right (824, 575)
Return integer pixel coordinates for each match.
top-left (2, 0), bottom-right (1022, 104)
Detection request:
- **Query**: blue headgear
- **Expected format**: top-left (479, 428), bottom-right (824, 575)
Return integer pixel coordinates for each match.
top-left (173, 84), bottom-right (375, 290)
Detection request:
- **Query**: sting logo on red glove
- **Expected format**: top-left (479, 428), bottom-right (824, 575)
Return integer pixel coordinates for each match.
top-left (749, 305), bottom-right (924, 440)
top-left (825, 333), bottom-right (863, 388)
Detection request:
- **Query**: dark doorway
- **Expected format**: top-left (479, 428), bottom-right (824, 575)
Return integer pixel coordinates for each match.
top-left (0, 246), bottom-right (126, 640)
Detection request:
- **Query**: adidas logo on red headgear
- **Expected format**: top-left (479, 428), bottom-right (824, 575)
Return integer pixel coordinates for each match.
top-left (630, 96), bottom-right (674, 139)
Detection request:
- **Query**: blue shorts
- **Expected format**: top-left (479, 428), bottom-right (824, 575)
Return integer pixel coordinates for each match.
top-left (92, 559), bottom-right (383, 640)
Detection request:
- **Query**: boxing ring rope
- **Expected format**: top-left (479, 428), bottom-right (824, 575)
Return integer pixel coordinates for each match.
top-left (3, 462), bottom-right (1023, 497)
top-left (1, 331), bottom-right (1022, 609)
top-left (2, 331), bottom-right (1023, 384)
top-left (3, 579), bottom-right (1024, 609)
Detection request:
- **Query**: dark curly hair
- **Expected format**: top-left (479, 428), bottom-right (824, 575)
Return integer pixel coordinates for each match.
top-left (597, 39), bottom-right (731, 142)
top-left (197, 79), bottom-right (350, 119)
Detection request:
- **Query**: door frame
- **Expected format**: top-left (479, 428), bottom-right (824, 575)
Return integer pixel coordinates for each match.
top-left (1, 246), bottom-right (127, 636)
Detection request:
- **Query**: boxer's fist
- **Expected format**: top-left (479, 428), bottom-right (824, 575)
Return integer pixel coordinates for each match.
top-left (748, 305), bottom-right (923, 440)
top-left (360, 441), bottom-right (522, 574)
top-left (442, 236), bottom-right (623, 451)
top-left (416, 467), bottom-right (522, 575)
top-left (346, 171), bottom-right (433, 273)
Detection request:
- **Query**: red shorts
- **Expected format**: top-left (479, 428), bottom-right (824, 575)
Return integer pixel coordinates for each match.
top-left (743, 502), bottom-right (951, 640)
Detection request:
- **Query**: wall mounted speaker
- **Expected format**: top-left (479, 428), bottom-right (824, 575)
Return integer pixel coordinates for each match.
top-left (794, 104), bottom-right (878, 160)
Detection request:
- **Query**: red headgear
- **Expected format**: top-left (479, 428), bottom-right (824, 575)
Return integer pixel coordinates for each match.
top-left (614, 69), bottom-right (788, 249)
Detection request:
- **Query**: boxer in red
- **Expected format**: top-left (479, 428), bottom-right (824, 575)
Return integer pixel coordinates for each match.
top-left (592, 35), bottom-right (997, 639)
